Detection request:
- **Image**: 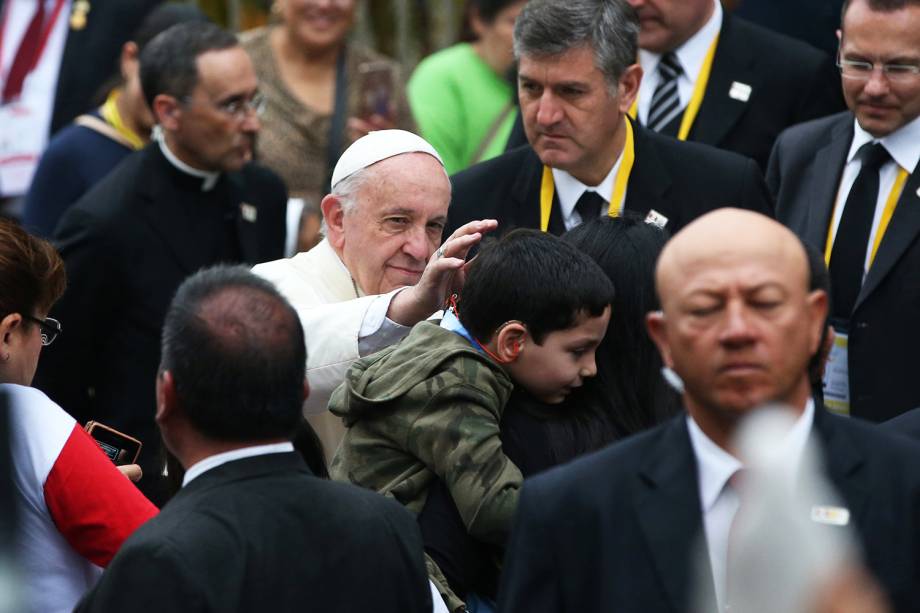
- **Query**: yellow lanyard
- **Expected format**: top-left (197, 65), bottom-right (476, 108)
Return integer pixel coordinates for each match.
top-left (101, 89), bottom-right (145, 150)
top-left (824, 167), bottom-right (910, 269)
top-left (628, 35), bottom-right (720, 142)
top-left (539, 117), bottom-right (636, 232)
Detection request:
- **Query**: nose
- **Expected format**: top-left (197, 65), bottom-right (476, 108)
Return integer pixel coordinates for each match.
top-left (718, 301), bottom-right (757, 348)
top-left (403, 226), bottom-right (430, 262)
top-left (579, 352), bottom-right (598, 379)
top-left (535, 91), bottom-right (563, 128)
top-left (863, 68), bottom-right (891, 97)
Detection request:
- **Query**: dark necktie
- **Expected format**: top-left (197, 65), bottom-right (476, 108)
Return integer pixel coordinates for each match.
top-left (575, 190), bottom-right (605, 224)
top-left (2, 1), bottom-right (47, 104)
top-left (647, 51), bottom-right (683, 136)
top-left (829, 142), bottom-right (891, 320)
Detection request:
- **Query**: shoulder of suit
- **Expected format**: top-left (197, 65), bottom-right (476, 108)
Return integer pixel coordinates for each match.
top-left (643, 127), bottom-right (755, 170)
top-left (64, 149), bottom-right (151, 221)
top-left (238, 163), bottom-right (287, 204)
top-left (724, 15), bottom-right (830, 67)
top-left (823, 410), bottom-right (920, 464)
top-left (775, 111), bottom-right (853, 149)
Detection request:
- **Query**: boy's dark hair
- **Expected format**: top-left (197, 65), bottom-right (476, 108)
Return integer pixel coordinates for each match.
top-left (459, 229), bottom-right (614, 343)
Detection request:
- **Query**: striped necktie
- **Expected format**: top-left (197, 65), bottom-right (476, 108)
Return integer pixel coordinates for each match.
top-left (647, 52), bottom-right (684, 136)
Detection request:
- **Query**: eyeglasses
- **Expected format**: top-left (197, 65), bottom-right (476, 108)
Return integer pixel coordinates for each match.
top-left (23, 315), bottom-right (61, 346)
top-left (837, 58), bottom-right (920, 82)
top-left (181, 92), bottom-right (266, 121)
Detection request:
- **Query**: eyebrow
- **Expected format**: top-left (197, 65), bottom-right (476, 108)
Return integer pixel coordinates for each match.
top-left (379, 208), bottom-right (447, 223)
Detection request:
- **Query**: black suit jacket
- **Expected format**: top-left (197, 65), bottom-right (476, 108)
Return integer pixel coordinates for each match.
top-left (75, 452), bottom-right (433, 612)
top-left (448, 123), bottom-right (773, 238)
top-left (504, 15), bottom-right (843, 170)
top-left (498, 409), bottom-right (920, 613)
top-left (680, 14), bottom-right (844, 170)
top-left (767, 112), bottom-right (920, 421)
top-left (33, 145), bottom-right (286, 486)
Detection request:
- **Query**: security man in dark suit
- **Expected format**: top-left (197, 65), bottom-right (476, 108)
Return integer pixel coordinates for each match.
top-left (75, 266), bottom-right (433, 613)
top-left (33, 22), bottom-right (287, 502)
top-left (447, 0), bottom-right (773, 240)
top-left (767, 0), bottom-right (920, 422)
top-left (627, 0), bottom-right (844, 170)
top-left (498, 209), bottom-right (920, 613)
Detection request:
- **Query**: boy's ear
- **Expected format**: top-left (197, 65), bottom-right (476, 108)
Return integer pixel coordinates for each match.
top-left (494, 322), bottom-right (527, 363)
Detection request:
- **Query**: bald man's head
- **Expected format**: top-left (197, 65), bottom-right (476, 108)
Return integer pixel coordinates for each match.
top-left (646, 209), bottom-right (828, 447)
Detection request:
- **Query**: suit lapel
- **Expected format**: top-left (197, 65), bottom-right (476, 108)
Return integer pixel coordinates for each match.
top-left (138, 147), bottom-right (214, 274)
top-left (626, 125), bottom-right (674, 224)
top-left (855, 160), bottom-right (920, 311)
top-left (810, 409), bottom-right (869, 526)
top-left (691, 16), bottom-right (760, 148)
top-left (226, 171), bottom-right (262, 262)
top-left (635, 417), bottom-right (715, 611)
top-left (802, 119), bottom-right (853, 249)
top-left (510, 148), bottom-right (551, 232)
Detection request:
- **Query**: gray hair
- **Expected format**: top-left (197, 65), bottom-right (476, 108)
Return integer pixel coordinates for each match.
top-left (319, 167), bottom-right (370, 236)
top-left (513, 0), bottom-right (640, 89)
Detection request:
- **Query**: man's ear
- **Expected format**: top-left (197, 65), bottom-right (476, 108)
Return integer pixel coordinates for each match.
top-left (120, 41), bottom-right (139, 79)
top-left (302, 379), bottom-right (311, 402)
top-left (153, 94), bottom-right (181, 131)
top-left (617, 63), bottom-right (643, 114)
top-left (155, 369), bottom-right (178, 426)
top-left (645, 310), bottom-right (674, 368)
top-left (320, 194), bottom-right (346, 250)
top-left (806, 289), bottom-right (830, 356)
top-left (0, 313), bottom-right (23, 360)
top-left (494, 322), bottom-right (527, 363)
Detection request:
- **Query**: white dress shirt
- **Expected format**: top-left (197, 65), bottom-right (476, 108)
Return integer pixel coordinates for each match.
top-left (551, 151), bottom-right (623, 231)
top-left (828, 114), bottom-right (920, 274)
top-left (687, 399), bottom-right (814, 610)
top-left (182, 442), bottom-right (295, 487)
top-left (637, 0), bottom-right (722, 126)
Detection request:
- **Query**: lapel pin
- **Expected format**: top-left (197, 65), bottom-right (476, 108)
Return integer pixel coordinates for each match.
top-left (645, 209), bottom-right (669, 229)
top-left (811, 505), bottom-right (850, 526)
top-left (729, 81), bottom-right (752, 103)
top-left (70, 0), bottom-right (91, 31)
top-left (915, 186), bottom-right (920, 198)
top-left (240, 203), bottom-right (257, 223)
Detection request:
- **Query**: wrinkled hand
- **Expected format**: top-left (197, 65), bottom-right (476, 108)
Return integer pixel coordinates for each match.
top-left (347, 113), bottom-right (396, 141)
top-left (387, 219), bottom-right (498, 326)
top-left (117, 464), bottom-right (143, 482)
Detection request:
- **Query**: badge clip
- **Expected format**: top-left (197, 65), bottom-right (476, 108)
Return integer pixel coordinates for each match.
top-left (811, 505), bottom-right (850, 526)
top-left (729, 81), bottom-right (752, 103)
top-left (240, 203), bottom-right (258, 223)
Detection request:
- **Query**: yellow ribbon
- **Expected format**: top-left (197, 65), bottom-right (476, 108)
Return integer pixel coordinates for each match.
top-left (101, 89), bottom-right (145, 150)
top-left (824, 167), bottom-right (910, 269)
top-left (539, 117), bottom-right (636, 233)
top-left (629, 34), bottom-right (720, 142)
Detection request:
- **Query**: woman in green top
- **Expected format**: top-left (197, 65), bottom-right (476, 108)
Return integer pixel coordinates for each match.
top-left (408, 0), bottom-right (527, 175)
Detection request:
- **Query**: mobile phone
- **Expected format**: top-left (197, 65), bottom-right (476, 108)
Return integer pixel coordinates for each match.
top-left (357, 61), bottom-right (394, 121)
top-left (84, 421), bottom-right (142, 466)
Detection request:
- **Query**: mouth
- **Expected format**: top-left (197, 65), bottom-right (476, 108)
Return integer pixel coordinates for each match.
top-left (388, 265), bottom-right (424, 279)
top-left (718, 363), bottom-right (765, 376)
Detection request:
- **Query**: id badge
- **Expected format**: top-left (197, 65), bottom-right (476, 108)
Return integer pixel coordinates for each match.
top-left (823, 328), bottom-right (849, 416)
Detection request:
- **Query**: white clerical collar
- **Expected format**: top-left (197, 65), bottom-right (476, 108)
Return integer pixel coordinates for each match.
top-left (638, 0), bottom-right (722, 88)
top-left (182, 442), bottom-right (295, 487)
top-left (687, 398), bottom-right (815, 513)
top-left (155, 126), bottom-right (221, 191)
top-left (324, 239), bottom-right (365, 298)
top-left (849, 114), bottom-right (920, 173)
top-left (551, 150), bottom-right (622, 221)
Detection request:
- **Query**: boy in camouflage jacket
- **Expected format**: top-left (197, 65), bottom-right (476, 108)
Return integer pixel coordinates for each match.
top-left (329, 230), bottom-right (614, 610)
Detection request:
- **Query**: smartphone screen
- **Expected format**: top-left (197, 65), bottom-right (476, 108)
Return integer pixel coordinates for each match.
top-left (84, 421), bottom-right (142, 466)
top-left (357, 61), bottom-right (394, 121)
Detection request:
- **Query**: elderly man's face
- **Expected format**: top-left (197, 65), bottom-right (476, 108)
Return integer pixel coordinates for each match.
top-left (648, 212), bottom-right (827, 424)
top-left (334, 153), bottom-right (450, 295)
top-left (628, 0), bottom-right (715, 54)
top-left (518, 45), bottom-right (639, 185)
top-left (838, 0), bottom-right (920, 138)
top-left (168, 46), bottom-right (261, 172)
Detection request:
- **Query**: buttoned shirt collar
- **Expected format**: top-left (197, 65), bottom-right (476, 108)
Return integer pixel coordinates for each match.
top-left (687, 398), bottom-right (815, 513)
top-left (182, 442), bottom-right (295, 487)
top-left (849, 114), bottom-right (920, 173)
top-left (551, 151), bottom-right (622, 229)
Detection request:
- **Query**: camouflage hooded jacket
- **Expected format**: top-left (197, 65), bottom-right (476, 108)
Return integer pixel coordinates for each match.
top-left (329, 320), bottom-right (522, 546)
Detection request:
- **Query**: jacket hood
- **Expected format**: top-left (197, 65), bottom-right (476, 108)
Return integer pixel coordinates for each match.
top-left (329, 321), bottom-right (509, 424)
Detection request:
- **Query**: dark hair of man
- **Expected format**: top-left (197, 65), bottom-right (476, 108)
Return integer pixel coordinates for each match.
top-left (841, 0), bottom-right (920, 22)
top-left (458, 228), bottom-right (614, 345)
top-left (160, 266), bottom-right (306, 442)
top-left (139, 21), bottom-right (238, 110)
top-left (461, 0), bottom-right (523, 41)
top-left (512, 0), bottom-right (639, 88)
top-left (0, 218), bottom-right (66, 323)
